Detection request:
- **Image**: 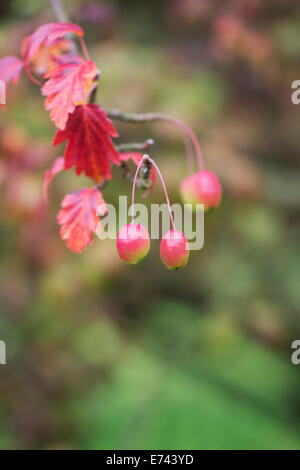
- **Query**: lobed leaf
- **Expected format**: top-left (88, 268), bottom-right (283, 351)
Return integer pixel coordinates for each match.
top-left (57, 187), bottom-right (106, 253)
top-left (42, 60), bottom-right (99, 130)
top-left (53, 104), bottom-right (120, 182)
top-left (22, 22), bottom-right (84, 82)
top-left (24, 38), bottom-right (73, 78)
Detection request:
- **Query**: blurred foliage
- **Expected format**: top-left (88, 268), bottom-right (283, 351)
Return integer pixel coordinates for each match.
top-left (1, 0), bottom-right (300, 450)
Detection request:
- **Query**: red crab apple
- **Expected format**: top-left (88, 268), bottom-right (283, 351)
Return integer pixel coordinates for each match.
top-left (160, 230), bottom-right (189, 270)
top-left (180, 170), bottom-right (222, 211)
top-left (117, 223), bottom-right (150, 264)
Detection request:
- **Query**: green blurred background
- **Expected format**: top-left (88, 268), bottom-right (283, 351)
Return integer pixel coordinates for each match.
top-left (1, 0), bottom-right (300, 450)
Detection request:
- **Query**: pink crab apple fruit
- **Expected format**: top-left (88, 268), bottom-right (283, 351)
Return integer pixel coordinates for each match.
top-left (160, 230), bottom-right (190, 270)
top-left (117, 223), bottom-right (150, 264)
top-left (180, 170), bottom-right (222, 211)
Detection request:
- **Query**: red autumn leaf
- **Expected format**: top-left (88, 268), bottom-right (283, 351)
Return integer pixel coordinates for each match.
top-left (43, 156), bottom-right (65, 203)
top-left (120, 152), bottom-right (156, 195)
top-left (53, 104), bottom-right (120, 182)
top-left (0, 56), bottom-right (24, 85)
top-left (42, 60), bottom-right (99, 130)
top-left (22, 22), bottom-right (84, 82)
top-left (23, 22), bottom-right (84, 63)
top-left (57, 187), bottom-right (106, 253)
top-left (23, 37), bottom-right (73, 78)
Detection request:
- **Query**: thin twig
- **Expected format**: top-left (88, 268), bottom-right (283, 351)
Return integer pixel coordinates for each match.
top-left (50, 0), bottom-right (69, 22)
top-left (107, 109), bottom-right (204, 170)
top-left (115, 139), bottom-right (154, 153)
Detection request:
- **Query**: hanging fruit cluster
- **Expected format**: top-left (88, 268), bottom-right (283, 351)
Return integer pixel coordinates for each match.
top-left (0, 20), bottom-right (222, 269)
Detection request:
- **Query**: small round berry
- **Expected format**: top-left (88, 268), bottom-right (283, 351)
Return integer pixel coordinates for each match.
top-left (160, 230), bottom-right (189, 270)
top-left (117, 223), bottom-right (150, 264)
top-left (180, 170), bottom-right (222, 211)
top-left (180, 175), bottom-right (197, 205)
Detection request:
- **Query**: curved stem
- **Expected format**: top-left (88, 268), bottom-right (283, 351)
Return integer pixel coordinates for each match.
top-left (25, 65), bottom-right (43, 86)
top-left (165, 115), bottom-right (204, 171)
top-left (79, 37), bottom-right (91, 61)
top-left (107, 109), bottom-right (205, 171)
top-left (50, 0), bottom-right (93, 63)
top-left (131, 155), bottom-right (175, 231)
top-left (50, 0), bottom-right (69, 22)
top-left (181, 132), bottom-right (194, 176)
top-left (131, 157), bottom-right (146, 225)
top-left (147, 156), bottom-right (175, 231)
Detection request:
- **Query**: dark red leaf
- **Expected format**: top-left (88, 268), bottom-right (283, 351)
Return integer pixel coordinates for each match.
top-left (53, 104), bottom-right (120, 182)
top-left (57, 187), bottom-right (106, 253)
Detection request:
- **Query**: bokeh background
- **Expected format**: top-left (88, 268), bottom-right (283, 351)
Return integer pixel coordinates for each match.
top-left (1, 0), bottom-right (300, 450)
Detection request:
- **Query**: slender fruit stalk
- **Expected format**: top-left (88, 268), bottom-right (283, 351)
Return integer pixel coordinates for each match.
top-left (135, 155), bottom-right (190, 270)
top-left (106, 110), bottom-right (205, 171)
top-left (116, 155), bottom-right (151, 264)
